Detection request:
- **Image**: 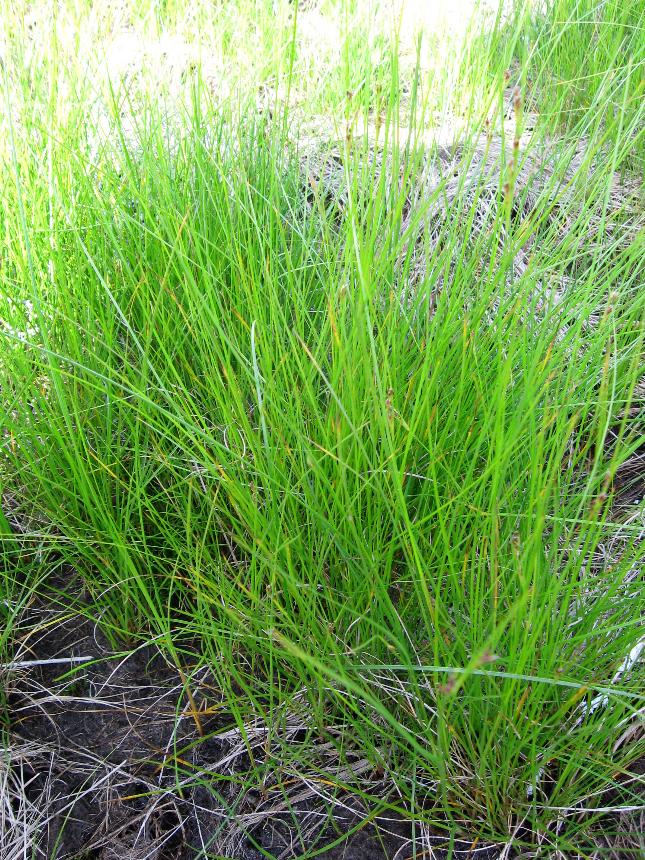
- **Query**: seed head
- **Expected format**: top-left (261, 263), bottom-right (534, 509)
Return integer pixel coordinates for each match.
top-left (438, 677), bottom-right (456, 695)
top-left (513, 85), bottom-right (522, 111)
top-left (385, 387), bottom-right (395, 421)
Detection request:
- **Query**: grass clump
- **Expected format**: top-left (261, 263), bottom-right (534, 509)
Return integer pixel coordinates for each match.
top-left (1, 0), bottom-right (644, 856)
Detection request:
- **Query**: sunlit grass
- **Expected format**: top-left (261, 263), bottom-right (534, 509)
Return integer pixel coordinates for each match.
top-left (1, 0), bottom-right (643, 855)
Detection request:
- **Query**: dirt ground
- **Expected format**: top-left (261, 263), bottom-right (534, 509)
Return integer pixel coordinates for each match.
top-left (5, 576), bottom-right (507, 860)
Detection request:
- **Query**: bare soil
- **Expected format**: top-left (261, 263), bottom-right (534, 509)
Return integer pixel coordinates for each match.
top-left (5, 578), bottom-right (503, 860)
